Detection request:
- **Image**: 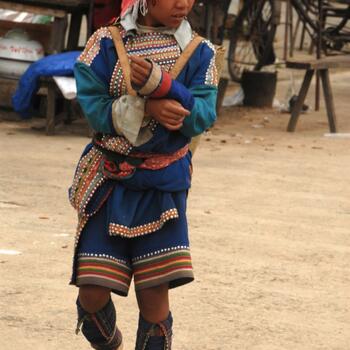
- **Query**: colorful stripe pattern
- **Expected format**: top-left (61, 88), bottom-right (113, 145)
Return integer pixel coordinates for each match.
top-left (110, 27), bottom-right (181, 98)
top-left (75, 248), bottom-right (193, 295)
top-left (69, 147), bottom-right (107, 217)
top-left (76, 254), bottom-right (132, 296)
top-left (133, 248), bottom-right (194, 290)
top-left (151, 71), bottom-right (172, 98)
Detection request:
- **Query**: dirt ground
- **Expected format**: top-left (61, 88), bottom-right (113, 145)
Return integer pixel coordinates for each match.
top-left (0, 69), bottom-right (350, 350)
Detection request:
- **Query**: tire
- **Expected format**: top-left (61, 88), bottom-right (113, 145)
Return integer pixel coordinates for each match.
top-left (228, 0), bottom-right (277, 82)
top-left (323, 6), bottom-right (350, 53)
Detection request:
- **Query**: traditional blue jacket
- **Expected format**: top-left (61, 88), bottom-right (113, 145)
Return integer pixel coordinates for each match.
top-left (70, 22), bottom-right (218, 240)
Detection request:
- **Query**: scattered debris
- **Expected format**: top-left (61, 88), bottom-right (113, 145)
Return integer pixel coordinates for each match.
top-left (0, 249), bottom-right (21, 255)
top-left (272, 98), bottom-right (283, 109)
top-left (324, 133), bottom-right (350, 139)
top-left (251, 124), bottom-right (264, 129)
top-left (222, 88), bottom-right (244, 107)
top-left (0, 201), bottom-right (23, 208)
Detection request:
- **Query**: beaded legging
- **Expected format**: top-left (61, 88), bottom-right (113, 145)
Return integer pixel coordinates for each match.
top-left (135, 313), bottom-right (173, 350)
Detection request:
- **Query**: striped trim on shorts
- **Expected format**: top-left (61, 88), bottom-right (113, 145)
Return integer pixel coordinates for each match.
top-left (76, 254), bottom-right (132, 296)
top-left (133, 248), bottom-right (193, 290)
top-left (75, 247), bottom-right (194, 296)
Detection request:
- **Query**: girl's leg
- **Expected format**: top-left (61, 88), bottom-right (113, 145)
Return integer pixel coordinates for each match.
top-left (79, 285), bottom-right (111, 313)
top-left (136, 283), bottom-right (169, 323)
top-left (135, 283), bottom-right (173, 350)
top-left (76, 285), bottom-right (123, 350)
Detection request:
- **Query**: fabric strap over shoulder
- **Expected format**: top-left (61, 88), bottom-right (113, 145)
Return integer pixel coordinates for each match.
top-left (109, 26), bottom-right (137, 97)
top-left (108, 25), bottom-right (204, 96)
top-left (169, 35), bottom-right (204, 79)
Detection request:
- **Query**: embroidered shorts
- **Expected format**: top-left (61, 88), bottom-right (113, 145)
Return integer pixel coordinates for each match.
top-left (72, 200), bottom-right (194, 296)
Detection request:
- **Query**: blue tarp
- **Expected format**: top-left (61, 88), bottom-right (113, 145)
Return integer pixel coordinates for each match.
top-left (12, 51), bottom-right (81, 118)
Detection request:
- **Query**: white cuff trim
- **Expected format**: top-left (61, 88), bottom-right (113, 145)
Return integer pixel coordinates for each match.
top-left (138, 62), bottom-right (162, 96)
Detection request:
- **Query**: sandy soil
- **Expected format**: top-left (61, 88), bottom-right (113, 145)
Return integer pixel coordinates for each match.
top-left (0, 71), bottom-right (350, 350)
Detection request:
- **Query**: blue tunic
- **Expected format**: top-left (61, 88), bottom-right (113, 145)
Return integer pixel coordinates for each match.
top-left (70, 24), bottom-right (218, 241)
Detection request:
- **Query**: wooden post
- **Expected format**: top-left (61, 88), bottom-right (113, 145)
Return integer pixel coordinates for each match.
top-left (320, 69), bottom-right (337, 133)
top-left (205, 2), bottom-right (213, 40)
top-left (288, 0), bottom-right (294, 57)
top-left (67, 11), bottom-right (83, 50)
top-left (315, 0), bottom-right (324, 111)
top-left (287, 69), bottom-right (314, 132)
top-left (291, 16), bottom-right (300, 55)
top-left (49, 16), bottom-right (68, 54)
top-left (212, 2), bottom-right (219, 44)
top-left (284, 0), bottom-right (290, 60)
top-left (216, 77), bottom-right (229, 115)
top-left (87, 0), bottom-right (95, 39)
top-left (299, 21), bottom-right (306, 50)
top-left (46, 83), bottom-right (56, 135)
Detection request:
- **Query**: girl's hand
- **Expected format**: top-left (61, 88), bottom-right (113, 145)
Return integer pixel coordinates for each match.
top-left (145, 99), bottom-right (190, 131)
top-left (130, 55), bottom-right (152, 86)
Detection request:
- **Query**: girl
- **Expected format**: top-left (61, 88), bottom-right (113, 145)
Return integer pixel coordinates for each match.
top-left (70, 0), bottom-right (218, 349)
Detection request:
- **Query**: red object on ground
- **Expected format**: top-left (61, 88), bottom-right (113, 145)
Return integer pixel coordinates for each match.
top-left (93, 0), bottom-right (122, 31)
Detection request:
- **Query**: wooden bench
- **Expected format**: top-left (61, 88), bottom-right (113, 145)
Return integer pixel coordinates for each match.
top-left (0, 0), bottom-right (90, 134)
top-left (0, 0), bottom-right (91, 51)
top-left (0, 1), bottom-right (68, 54)
top-left (286, 55), bottom-right (350, 133)
top-left (0, 76), bottom-right (71, 134)
top-left (38, 77), bottom-right (68, 135)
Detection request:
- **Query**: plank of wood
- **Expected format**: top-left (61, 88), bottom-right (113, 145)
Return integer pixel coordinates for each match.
top-left (286, 60), bottom-right (313, 69)
top-left (0, 1), bottom-right (66, 18)
top-left (287, 55), bottom-right (350, 70)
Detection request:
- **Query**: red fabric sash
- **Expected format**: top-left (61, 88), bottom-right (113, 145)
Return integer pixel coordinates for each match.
top-left (102, 145), bottom-right (189, 180)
